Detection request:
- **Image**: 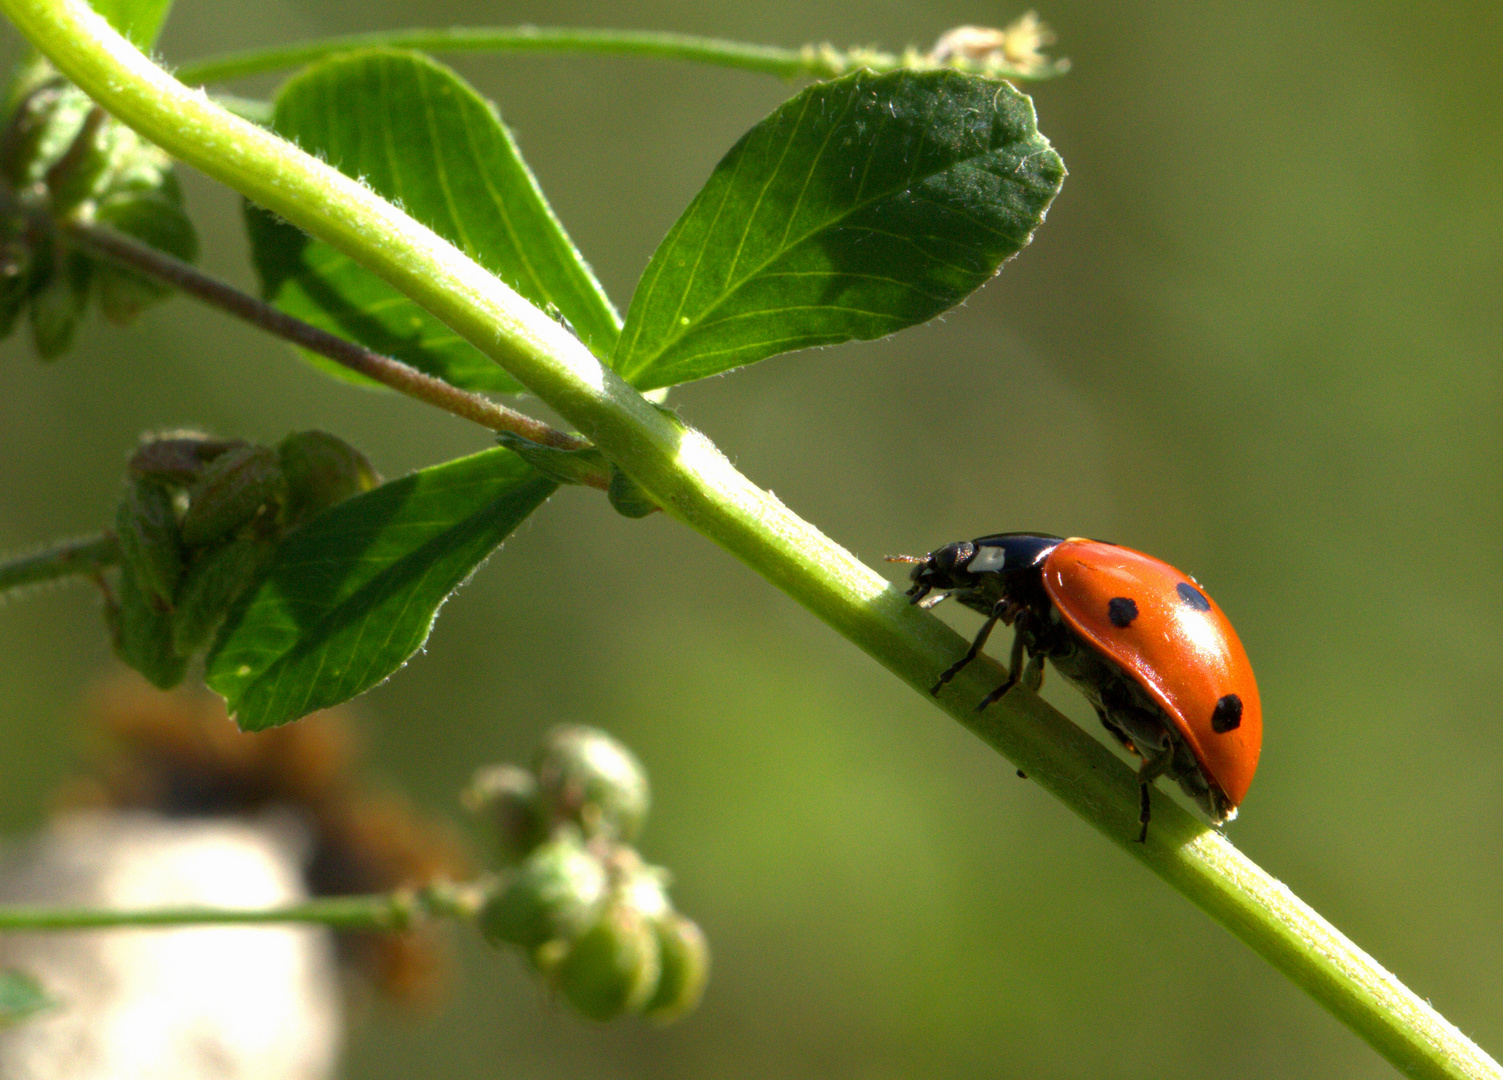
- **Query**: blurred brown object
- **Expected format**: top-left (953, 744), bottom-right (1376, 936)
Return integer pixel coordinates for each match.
top-left (56, 677), bottom-right (472, 1008)
top-left (61, 679), bottom-right (356, 817)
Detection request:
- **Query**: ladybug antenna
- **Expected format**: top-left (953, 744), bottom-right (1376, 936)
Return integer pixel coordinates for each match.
top-left (884, 554), bottom-right (927, 564)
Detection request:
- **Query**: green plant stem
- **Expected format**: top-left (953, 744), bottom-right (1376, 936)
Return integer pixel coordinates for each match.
top-left (1, 4), bottom-right (1495, 1077)
top-left (0, 534), bottom-right (118, 594)
top-left (172, 26), bottom-right (1066, 87)
top-left (0, 883), bottom-right (479, 931)
top-left (62, 217), bottom-right (592, 458)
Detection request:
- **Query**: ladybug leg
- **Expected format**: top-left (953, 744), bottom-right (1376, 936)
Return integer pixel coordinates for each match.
top-left (1090, 704), bottom-right (1150, 839)
top-left (1020, 651), bottom-right (1046, 693)
top-left (975, 608), bottom-right (1036, 711)
top-left (1132, 740), bottom-right (1177, 844)
top-left (931, 603), bottom-right (1005, 695)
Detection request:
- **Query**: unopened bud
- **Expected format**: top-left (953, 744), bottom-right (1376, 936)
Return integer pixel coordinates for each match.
top-left (553, 902), bottom-right (660, 1022)
top-left (463, 764), bottom-right (546, 867)
top-left (170, 535), bottom-right (273, 655)
top-left (277, 430), bottom-right (380, 526)
top-left (27, 243), bottom-right (90, 360)
top-left (114, 477), bottom-right (183, 610)
top-left (643, 914), bottom-right (710, 1023)
top-left (107, 563), bottom-right (187, 689)
top-left (478, 834), bottom-right (607, 950)
top-left (179, 444), bottom-right (283, 547)
top-left (535, 726), bottom-right (650, 842)
top-left (93, 192), bottom-right (197, 324)
top-left (128, 434), bottom-right (248, 485)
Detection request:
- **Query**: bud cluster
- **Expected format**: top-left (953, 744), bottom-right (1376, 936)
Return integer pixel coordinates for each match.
top-left (465, 726), bottom-right (708, 1023)
top-left (106, 430), bottom-right (379, 688)
top-left (0, 59), bottom-right (198, 359)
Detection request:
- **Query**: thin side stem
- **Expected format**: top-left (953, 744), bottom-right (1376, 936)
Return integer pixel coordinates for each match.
top-left (0, 882), bottom-right (480, 931)
top-left (2, 4), bottom-right (1496, 1077)
top-left (62, 217), bottom-right (592, 458)
top-left (0, 534), bottom-right (118, 594)
top-left (172, 26), bottom-right (1068, 86)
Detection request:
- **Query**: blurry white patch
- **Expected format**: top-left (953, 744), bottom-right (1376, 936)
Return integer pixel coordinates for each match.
top-left (0, 812), bottom-right (341, 1080)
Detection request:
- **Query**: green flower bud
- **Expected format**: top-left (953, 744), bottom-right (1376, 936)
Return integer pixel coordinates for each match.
top-left (106, 563), bottom-right (187, 690)
top-left (613, 853), bottom-right (671, 919)
top-left (170, 535), bottom-right (273, 655)
top-left (462, 764), bottom-right (547, 867)
top-left (114, 478), bottom-right (183, 610)
top-left (27, 242), bottom-right (90, 360)
top-left (179, 444), bottom-right (284, 547)
top-left (606, 466), bottom-right (657, 519)
top-left (0, 61), bottom-right (196, 361)
top-left (535, 726), bottom-right (650, 842)
top-left (554, 902), bottom-right (661, 1022)
top-left (478, 834), bottom-right (607, 950)
top-left (2, 60), bottom-right (179, 217)
top-left (40, 108), bottom-right (110, 218)
top-left (128, 434), bottom-right (248, 486)
top-left (93, 191), bottom-right (197, 324)
top-left (0, 69), bottom-right (99, 205)
top-left (277, 430), bottom-right (380, 526)
top-left (1, 70), bottom-right (67, 187)
top-left (643, 914), bottom-right (710, 1023)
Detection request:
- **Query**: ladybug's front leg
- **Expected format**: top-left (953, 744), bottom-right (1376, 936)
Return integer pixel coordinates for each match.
top-left (976, 607), bottom-right (1041, 711)
top-left (930, 601), bottom-right (1007, 695)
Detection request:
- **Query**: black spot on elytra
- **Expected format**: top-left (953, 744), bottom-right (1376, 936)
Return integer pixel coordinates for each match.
top-left (1177, 582), bottom-right (1211, 611)
top-left (1107, 597), bottom-right (1138, 628)
top-left (1211, 694), bottom-right (1243, 733)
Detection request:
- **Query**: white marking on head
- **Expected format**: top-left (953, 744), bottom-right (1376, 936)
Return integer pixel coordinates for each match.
top-left (966, 545), bottom-right (1010, 573)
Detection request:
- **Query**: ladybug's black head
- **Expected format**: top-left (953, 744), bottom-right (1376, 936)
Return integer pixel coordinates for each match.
top-left (890, 541), bottom-right (977, 608)
top-left (890, 534), bottom-right (1064, 611)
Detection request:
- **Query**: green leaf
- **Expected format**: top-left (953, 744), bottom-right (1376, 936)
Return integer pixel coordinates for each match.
top-left (88, 0), bottom-right (172, 48)
top-left (0, 969), bottom-right (55, 1027)
top-left (247, 49), bottom-right (620, 394)
top-left (613, 69), bottom-right (1065, 390)
top-left (204, 447), bottom-right (556, 730)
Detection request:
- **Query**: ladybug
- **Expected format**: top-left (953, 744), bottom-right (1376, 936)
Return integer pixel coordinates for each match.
top-left (892, 534), bottom-right (1261, 842)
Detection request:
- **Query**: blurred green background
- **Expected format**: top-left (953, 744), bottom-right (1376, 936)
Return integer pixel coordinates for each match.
top-left (2, 0), bottom-right (1500, 1076)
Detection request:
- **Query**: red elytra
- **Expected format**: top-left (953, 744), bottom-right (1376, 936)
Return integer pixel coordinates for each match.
top-left (894, 533), bottom-right (1262, 840)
